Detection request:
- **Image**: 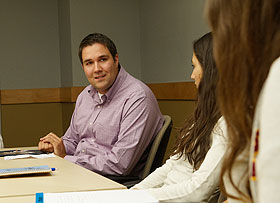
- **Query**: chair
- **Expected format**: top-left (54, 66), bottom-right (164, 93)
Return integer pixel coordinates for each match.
top-left (106, 115), bottom-right (172, 187)
top-left (141, 115), bottom-right (172, 179)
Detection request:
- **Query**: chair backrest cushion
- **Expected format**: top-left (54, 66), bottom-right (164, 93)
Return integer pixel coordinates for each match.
top-left (141, 115), bottom-right (172, 179)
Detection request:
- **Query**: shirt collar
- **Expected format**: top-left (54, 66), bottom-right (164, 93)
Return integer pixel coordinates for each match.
top-left (97, 92), bottom-right (104, 102)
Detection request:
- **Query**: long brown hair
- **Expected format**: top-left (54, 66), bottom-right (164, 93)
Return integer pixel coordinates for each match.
top-left (206, 0), bottom-right (280, 200)
top-left (172, 33), bottom-right (221, 171)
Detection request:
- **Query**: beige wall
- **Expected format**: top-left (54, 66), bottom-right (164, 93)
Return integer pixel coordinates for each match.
top-left (69, 0), bottom-right (142, 86)
top-left (140, 0), bottom-right (209, 83)
top-left (0, 0), bottom-right (61, 89)
top-left (1, 103), bottom-right (65, 147)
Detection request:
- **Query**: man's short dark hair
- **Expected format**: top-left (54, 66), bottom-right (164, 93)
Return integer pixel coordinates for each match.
top-left (78, 33), bottom-right (118, 64)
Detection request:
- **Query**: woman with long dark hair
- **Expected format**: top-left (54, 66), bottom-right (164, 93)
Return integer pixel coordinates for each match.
top-left (132, 33), bottom-right (227, 202)
top-left (206, 0), bottom-right (280, 202)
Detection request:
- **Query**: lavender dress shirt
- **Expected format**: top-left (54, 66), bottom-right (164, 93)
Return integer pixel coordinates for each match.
top-left (62, 66), bottom-right (164, 176)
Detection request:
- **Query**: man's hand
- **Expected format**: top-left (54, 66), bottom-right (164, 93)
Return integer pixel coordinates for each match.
top-left (38, 132), bottom-right (67, 158)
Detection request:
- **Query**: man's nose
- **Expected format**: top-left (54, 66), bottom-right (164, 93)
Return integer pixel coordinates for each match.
top-left (93, 62), bottom-right (102, 72)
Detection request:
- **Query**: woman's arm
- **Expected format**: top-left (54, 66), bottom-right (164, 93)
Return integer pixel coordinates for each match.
top-left (132, 156), bottom-right (176, 189)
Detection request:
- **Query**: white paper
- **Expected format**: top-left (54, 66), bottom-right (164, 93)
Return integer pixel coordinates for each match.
top-left (4, 153), bottom-right (55, 160)
top-left (44, 189), bottom-right (158, 203)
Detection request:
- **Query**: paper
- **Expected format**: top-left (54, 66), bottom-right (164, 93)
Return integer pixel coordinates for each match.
top-left (4, 153), bottom-right (55, 160)
top-left (43, 189), bottom-right (158, 203)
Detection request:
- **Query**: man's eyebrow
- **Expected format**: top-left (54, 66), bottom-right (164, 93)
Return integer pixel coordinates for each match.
top-left (99, 54), bottom-right (109, 58)
top-left (83, 59), bottom-right (92, 64)
top-left (83, 54), bottom-right (110, 64)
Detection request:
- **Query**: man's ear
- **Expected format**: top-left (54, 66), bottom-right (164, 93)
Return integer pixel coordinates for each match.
top-left (114, 54), bottom-right (119, 65)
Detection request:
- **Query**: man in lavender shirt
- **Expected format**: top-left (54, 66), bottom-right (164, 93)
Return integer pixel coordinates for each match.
top-left (38, 33), bottom-right (164, 177)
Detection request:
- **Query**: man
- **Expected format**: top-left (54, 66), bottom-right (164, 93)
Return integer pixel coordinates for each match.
top-left (38, 33), bottom-right (164, 177)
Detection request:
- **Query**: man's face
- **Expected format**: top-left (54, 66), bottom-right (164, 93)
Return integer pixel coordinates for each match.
top-left (82, 43), bottom-right (119, 94)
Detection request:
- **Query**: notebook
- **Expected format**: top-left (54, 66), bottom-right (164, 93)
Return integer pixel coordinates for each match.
top-left (0, 165), bottom-right (53, 177)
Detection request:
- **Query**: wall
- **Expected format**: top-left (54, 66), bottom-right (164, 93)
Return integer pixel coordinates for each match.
top-left (58, 0), bottom-right (73, 87)
top-left (69, 0), bottom-right (142, 86)
top-left (0, 0), bottom-right (143, 89)
top-left (0, 0), bottom-right (61, 89)
top-left (1, 103), bottom-right (64, 147)
top-left (140, 0), bottom-right (209, 83)
top-left (0, 0), bottom-right (208, 89)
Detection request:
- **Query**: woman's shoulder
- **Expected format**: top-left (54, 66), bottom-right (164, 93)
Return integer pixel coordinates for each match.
top-left (214, 117), bottom-right (227, 134)
top-left (271, 56), bottom-right (280, 70)
top-left (262, 56), bottom-right (280, 91)
top-left (257, 56), bottom-right (280, 114)
top-left (264, 56), bottom-right (280, 86)
top-left (212, 117), bottom-right (227, 142)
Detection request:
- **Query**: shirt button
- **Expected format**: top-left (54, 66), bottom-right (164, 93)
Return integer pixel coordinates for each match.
top-left (81, 150), bottom-right (85, 153)
top-left (90, 122), bottom-right (92, 125)
top-left (91, 139), bottom-right (94, 142)
top-left (97, 105), bottom-right (101, 109)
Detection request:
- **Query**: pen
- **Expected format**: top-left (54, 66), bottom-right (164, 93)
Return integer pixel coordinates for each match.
top-left (51, 168), bottom-right (56, 171)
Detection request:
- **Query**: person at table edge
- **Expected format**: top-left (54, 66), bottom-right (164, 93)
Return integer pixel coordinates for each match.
top-left (38, 33), bottom-right (164, 177)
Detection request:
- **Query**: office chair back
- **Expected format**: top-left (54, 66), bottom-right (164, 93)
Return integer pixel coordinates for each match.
top-left (140, 115), bottom-right (172, 179)
top-left (105, 115), bottom-right (172, 187)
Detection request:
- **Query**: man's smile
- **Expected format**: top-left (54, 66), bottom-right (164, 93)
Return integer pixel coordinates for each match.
top-left (94, 74), bottom-right (106, 80)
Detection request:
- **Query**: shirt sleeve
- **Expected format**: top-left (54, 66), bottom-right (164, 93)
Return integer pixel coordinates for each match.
top-left (143, 119), bottom-right (227, 202)
top-left (257, 57), bottom-right (280, 202)
top-left (132, 156), bottom-right (177, 189)
top-left (64, 95), bottom-right (163, 175)
top-left (62, 94), bottom-right (82, 155)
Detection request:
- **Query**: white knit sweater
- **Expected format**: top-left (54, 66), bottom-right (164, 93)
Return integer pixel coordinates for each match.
top-left (133, 117), bottom-right (227, 202)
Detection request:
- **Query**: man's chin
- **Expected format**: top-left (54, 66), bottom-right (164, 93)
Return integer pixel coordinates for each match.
top-left (92, 85), bottom-right (109, 94)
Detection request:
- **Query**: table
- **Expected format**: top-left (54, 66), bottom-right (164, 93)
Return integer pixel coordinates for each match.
top-left (0, 147), bottom-right (126, 203)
